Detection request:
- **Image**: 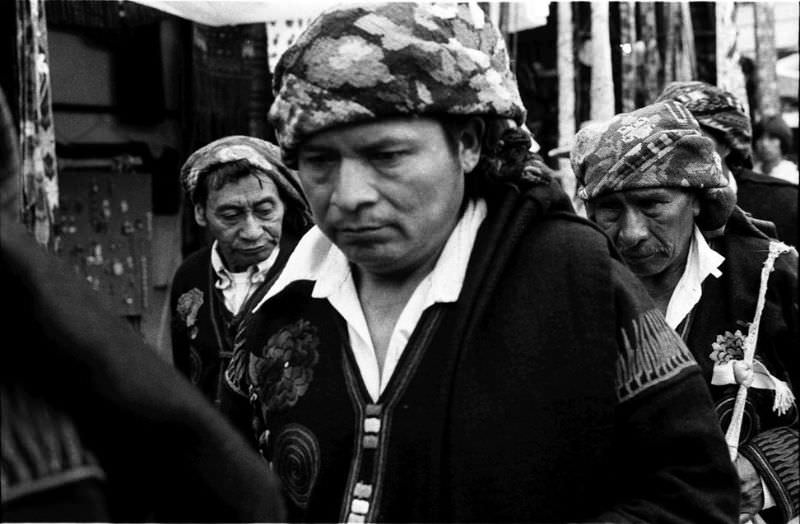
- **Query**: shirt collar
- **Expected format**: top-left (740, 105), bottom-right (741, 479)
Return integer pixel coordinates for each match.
top-left (665, 225), bottom-right (725, 329)
top-left (254, 199), bottom-right (487, 312)
top-left (211, 240), bottom-right (279, 290)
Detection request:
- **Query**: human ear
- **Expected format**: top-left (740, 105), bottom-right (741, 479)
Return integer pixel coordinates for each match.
top-left (691, 192), bottom-right (701, 218)
top-left (194, 203), bottom-right (208, 227)
top-left (459, 117), bottom-right (485, 174)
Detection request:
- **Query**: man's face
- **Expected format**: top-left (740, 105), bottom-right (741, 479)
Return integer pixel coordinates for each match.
top-left (755, 134), bottom-right (782, 163)
top-left (589, 188), bottom-right (699, 278)
top-left (195, 173), bottom-right (285, 272)
top-left (297, 116), bottom-right (481, 278)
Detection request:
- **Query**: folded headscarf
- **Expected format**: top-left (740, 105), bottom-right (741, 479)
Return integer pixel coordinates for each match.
top-left (268, 2), bottom-right (526, 166)
top-left (180, 135), bottom-right (310, 221)
top-left (656, 81), bottom-right (753, 168)
top-left (572, 101), bottom-right (735, 230)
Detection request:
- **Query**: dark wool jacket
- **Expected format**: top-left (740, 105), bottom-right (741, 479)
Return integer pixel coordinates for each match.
top-left (684, 206), bottom-right (799, 523)
top-left (0, 222), bottom-right (284, 522)
top-left (734, 167), bottom-right (798, 247)
top-left (222, 178), bottom-right (738, 523)
top-left (171, 233), bottom-right (299, 405)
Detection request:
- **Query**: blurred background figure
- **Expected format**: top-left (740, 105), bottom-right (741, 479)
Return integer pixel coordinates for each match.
top-left (754, 115), bottom-right (798, 185)
top-left (0, 85), bottom-right (285, 523)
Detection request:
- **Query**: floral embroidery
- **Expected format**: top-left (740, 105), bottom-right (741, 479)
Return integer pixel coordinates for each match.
top-left (248, 319), bottom-right (320, 414)
top-left (709, 328), bottom-right (747, 364)
top-left (176, 288), bottom-right (204, 340)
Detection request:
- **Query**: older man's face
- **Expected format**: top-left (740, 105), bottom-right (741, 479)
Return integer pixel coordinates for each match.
top-left (195, 173), bottom-right (285, 272)
top-left (589, 188), bottom-right (699, 278)
top-left (296, 116), bottom-right (481, 278)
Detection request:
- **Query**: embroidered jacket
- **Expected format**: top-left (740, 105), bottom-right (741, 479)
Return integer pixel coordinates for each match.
top-left (170, 234), bottom-right (299, 405)
top-left (683, 206), bottom-right (799, 523)
top-left (222, 178), bottom-right (738, 523)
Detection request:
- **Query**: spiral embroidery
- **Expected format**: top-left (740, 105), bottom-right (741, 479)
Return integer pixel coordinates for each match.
top-left (274, 423), bottom-right (320, 509)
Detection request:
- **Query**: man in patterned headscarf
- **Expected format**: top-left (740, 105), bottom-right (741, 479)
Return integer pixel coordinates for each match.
top-left (574, 100), bottom-right (798, 524)
top-left (221, 4), bottom-right (737, 522)
top-left (170, 136), bottom-right (311, 406)
top-left (656, 81), bottom-right (797, 246)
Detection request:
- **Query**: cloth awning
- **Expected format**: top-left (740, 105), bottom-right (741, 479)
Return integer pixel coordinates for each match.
top-left (129, 0), bottom-right (379, 26)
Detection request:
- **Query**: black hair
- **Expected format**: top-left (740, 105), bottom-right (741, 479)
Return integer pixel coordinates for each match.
top-left (438, 114), bottom-right (546, 199)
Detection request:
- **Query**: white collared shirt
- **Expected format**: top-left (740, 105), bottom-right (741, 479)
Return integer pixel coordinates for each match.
top-left (665, 226), bottom-right (780, 510)
top-left (211, 241), bottom-right (279, 315)
top-left (255, 199), bottom-right (487, 402)
top-left (665, 226), bottom-right (725, 330)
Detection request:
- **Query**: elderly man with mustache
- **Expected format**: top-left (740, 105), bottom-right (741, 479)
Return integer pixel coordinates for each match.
top-left (573, 100), bottom-right (798, 524)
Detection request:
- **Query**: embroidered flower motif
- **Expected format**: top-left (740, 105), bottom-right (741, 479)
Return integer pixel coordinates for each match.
top-left (709, 328), bottom-right (747, 364)
top-left (248, 319), bottom-right (320, 413)
top-left (176, 288), bottom-right (204, 340)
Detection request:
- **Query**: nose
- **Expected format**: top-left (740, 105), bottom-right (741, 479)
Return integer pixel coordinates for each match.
top-left (616, 209), bottom-right (649, 250)
top-left (330, 158), bottom-right (379, 212)
top-left (239, 213), bottom-right (264, 241)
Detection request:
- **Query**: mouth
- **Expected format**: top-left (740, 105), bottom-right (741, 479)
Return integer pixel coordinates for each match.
top-left (337, 224), bottom-right (390, 242)
top-left (239, 246), bottom-right (271, 255)
top-left (622, 251), bottom-right (656, 262)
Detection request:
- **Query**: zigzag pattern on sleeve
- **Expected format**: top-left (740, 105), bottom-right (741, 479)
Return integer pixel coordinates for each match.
top-left (616, 308), bottom-right (698, 402)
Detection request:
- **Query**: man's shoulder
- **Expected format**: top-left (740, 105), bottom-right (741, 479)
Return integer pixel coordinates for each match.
top-left (722, 218), bottom-right (798, 279)
top-left (738, 168), bottom-right (797, 188)
top-left (495, 178), bottom-right (616, 257)
top-left (171, 246), bottom-right (213, 294)
top-left (174, 246), bottom-right (212, 276)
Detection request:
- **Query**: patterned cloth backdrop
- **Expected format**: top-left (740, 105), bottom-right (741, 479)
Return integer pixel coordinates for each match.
top-left (661, 4), bottom-right (695, 87)
top-left (754, 3), bottom-right (781, 119)
top-left (590, 2), bottom-right (614, 122)
top-left (266, 18), bottom-right (313, 73)
top-left (619, 1), bottom-right (637, 112)
top-left (638, 3), bottom-right (661, 105)
top-left (716, 2), bottom-right (750, 119)
top-left (16, 0), bottom-right (57, 247)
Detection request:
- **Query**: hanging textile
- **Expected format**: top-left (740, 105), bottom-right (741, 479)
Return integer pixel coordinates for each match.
top-left (661, 3), bottom-right (697, 84)
top-left (638, 3), bottom-right (661, 105)
top-left (619, 2), bottom-right (637, 112)
top-left (190, 23), bottom-right (271, 149)
top-left (676, 3), bottom-right (697, 82)
top-left (590, 2), bottom-right (614, 122)
top-left (16, 0), bottom-right (57, 247)
top-left (662, 3), bottom-right (677, 87)
top-left (556, 2), bottom-right (584, 217)
top-left (267, 18), bottom-right (313, 72)
top-left (557, 1), bottom-right (575, 154)
top-left (753, 4), bottom-right (780, 119)
top-left (716, 2), bottom-right (750, 118)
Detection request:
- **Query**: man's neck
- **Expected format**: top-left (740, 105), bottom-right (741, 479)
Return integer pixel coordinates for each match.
top-left (761, 157), bottom-right (780, 175)
top-left (640, 259), bottom-right (688, 315)
top-left (353, 254), bottom-right (440, 374)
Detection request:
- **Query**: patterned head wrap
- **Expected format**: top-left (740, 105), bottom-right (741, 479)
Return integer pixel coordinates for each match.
top-left (268, 2), bottom-right (526, 166)
top-left (180, 135), bottom-right (307, 205)
top-left (656, 81), bottom-right (753, 168)
top-left (572, 101), bottom-right (735, 230)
